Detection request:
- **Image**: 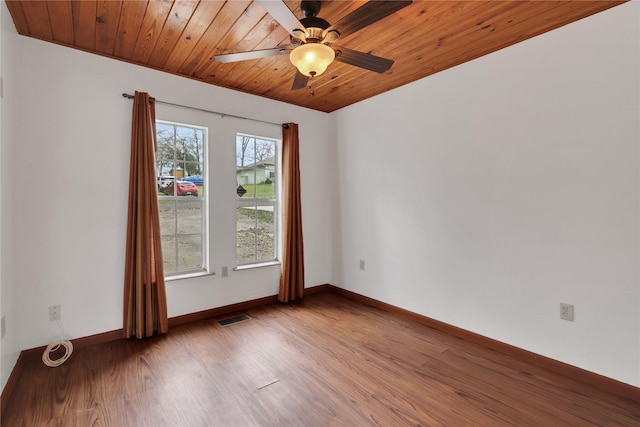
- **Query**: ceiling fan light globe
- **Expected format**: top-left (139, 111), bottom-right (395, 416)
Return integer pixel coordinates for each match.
top-left (290, 43), bottom-right (335, 77)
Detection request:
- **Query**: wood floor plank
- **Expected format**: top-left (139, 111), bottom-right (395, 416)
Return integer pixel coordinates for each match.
top-left (3, 292), bottom-right (639, 426)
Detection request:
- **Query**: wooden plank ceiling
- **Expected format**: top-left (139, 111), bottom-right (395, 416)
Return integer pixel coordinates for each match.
top-left (5, 1), bottom-right (625, 113)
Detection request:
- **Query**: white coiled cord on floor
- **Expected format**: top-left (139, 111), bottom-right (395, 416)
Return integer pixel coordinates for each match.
top-left (42, 340), bottom-right (74, 367)
top-left (42, 320), bottom-right (74, 367)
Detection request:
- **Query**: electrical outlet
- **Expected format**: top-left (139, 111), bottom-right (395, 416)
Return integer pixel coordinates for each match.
top-left (1, 316), bottom-right (5, 339)
top-left (49, 304), bottom-right (61, 321)
top-left (221, 266), bottom-right (229, 278)
top-left (560, 303), bottom-right (574, 321)
top-left (359, 260), bottom-right (365, 271)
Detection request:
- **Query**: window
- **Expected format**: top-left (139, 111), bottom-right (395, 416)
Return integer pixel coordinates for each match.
top-left (236, 134), bottom-right (279, 266)
top-left (156, 121), bottom-right (207, 276)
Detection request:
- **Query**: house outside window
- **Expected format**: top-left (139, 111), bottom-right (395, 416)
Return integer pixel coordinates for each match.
top-left (156, 120), bottom-right (207, 276)
top-left (236, 134), bottom-right (279, 266)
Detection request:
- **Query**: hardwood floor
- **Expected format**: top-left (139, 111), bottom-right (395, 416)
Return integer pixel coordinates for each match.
top-left (3, 292), bottom-right (639, 426)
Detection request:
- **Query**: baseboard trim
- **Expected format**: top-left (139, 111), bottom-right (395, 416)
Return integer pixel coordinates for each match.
top-left (327, 285), bottom-right (640, 404)
top-left (304, 283), bottom-right (332, 296)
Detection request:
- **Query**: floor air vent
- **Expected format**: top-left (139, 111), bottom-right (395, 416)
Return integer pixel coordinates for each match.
top-left (217, 314), bottom-right (252, 327)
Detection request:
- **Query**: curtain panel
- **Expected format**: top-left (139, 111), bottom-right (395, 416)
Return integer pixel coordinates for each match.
top-left (278, 123), bottom-right (305, 302)
top-left (123, 91), bottom-right (169, 339)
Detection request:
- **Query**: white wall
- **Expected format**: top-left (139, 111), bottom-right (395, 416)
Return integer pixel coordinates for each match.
top-left (0, 1), bottom-right (18, 391)
top-left (3, 30), bottom-right (333, 364)
top-left (331, 2), bottom-right (639, 386)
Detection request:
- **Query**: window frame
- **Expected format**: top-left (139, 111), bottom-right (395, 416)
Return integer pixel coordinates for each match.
top-left (235, 133), bottom-right (280, 268)
top-left (156, 119), bottom-right (209, 279)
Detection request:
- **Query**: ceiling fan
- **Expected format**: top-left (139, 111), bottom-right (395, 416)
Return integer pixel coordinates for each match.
top-left (215, 0), bottom-right (412, 90)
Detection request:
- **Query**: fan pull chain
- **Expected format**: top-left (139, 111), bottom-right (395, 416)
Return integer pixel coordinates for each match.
top-left (308, 75), bottom-right (315, 96)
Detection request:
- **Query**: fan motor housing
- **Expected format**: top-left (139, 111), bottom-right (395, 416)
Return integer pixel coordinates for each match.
top-left (300, 16), bottom-right (330, 30)
top-left (292, 16), bottom-right (338, 46)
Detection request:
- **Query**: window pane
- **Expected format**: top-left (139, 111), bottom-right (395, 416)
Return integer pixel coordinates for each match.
top-left (157, 129), bottom-right (176, 176)
top-left (236, 135), bottom-right (256, 170)
top-left (256, 202), bottom-right (275, 261)
top-left (158, 161), bottom-right (177, 196)
top-left (177, 200), bottom-right (202, 234)
top-left (239, 183), bottom-right (256, 198)
top-left (259, 173), bottom-right (276, 199)
top-left (162, 236), bottom-right (177, 273)
top-left (237, 230), bottom-right (257, 265)
top-left (237, 205), bottom-right (257, 264)
top-left (156, 124), bottom-right (174, 154)
top-left (159, 200), bottom-right (176, 235)
top-left (237, 204), bottom-right (256, 229)
top-left (177, 235), bottom-right (202, 271)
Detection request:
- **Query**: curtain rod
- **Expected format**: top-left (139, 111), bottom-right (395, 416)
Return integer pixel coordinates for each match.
top-left (121, 93), bottom-right (287, 128)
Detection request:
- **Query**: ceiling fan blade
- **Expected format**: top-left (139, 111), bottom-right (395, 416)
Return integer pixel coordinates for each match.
top-left (215, 48), bottom-right (288, 63)
top-left (291, 70), bottom-right (310, 90)
top-left (334, 47), bottom-right (394, 73)
top-left (330, 0), bottom-right (412, 37)
top-left (257, 0), bottom-right (307, 37)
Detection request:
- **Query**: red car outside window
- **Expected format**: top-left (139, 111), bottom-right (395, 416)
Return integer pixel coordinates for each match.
top-left (164, 181), bottom-right (199, 196)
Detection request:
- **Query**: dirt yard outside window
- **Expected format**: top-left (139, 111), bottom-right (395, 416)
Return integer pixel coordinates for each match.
top-left (236, 207), bottom-right (275, 264)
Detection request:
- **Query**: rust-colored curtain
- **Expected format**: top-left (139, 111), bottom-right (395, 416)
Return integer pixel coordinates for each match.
top-left (278, 123), bottom-right (305, 302)
top-left (123, 91), bottom-right (169, 339)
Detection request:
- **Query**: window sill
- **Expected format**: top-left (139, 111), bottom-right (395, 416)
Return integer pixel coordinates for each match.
top-left (165, 270), bottom-right (215, 282)
top-left (234, 261), bottom-right (281, 271)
